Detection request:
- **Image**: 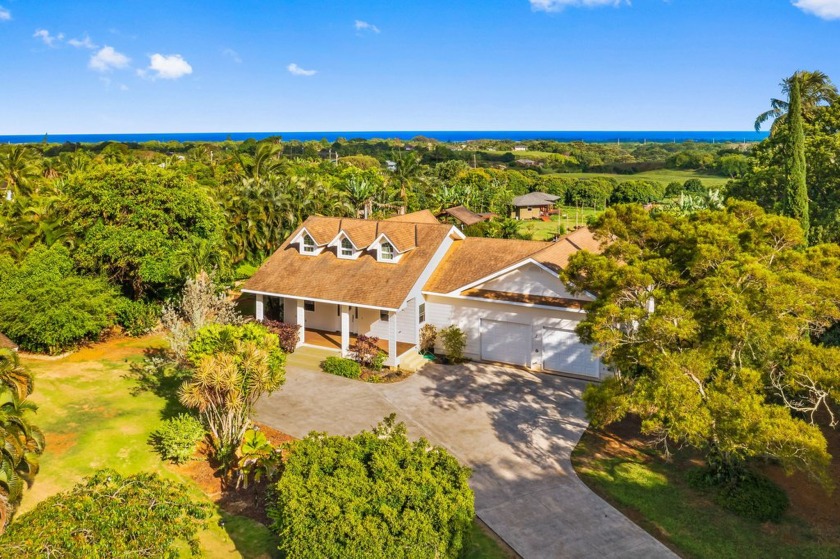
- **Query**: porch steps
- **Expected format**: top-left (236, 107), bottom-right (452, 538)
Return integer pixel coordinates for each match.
top-left (399, 350), bottom-right (429, 373)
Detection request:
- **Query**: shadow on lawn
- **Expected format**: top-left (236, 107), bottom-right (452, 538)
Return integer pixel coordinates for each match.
top-left (124, 347), bottom-right (190, 419)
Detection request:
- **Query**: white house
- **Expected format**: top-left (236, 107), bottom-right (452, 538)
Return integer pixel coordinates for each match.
top-left (241, 210), bottom-right (606, 380)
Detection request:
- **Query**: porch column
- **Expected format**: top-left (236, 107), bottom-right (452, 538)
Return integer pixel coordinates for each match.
top-left (255, 294), bottom-right (264, 322)
top-left (340, 305), bottom-right (350, 357)
top-left (295, 299), bottom-right (306, 348)
top-left (388, 311), bottom-right (398, 368)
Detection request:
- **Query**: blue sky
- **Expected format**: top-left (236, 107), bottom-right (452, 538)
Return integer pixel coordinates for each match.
top-left (0, 0), bottom-right (838, 133)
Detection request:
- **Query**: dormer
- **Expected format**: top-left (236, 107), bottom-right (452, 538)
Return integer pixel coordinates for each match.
top-left (291, 227), bottom-right (326, 256)
top-left (327, 230), bottom-right (363, 260)
top-left (370, 233), bottom-right (408, 264)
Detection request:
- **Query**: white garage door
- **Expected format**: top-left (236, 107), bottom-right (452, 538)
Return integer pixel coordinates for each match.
top-left (480, 319), bottom-right (531, 367)
top-left (542, 327), bottom-right (600, 378)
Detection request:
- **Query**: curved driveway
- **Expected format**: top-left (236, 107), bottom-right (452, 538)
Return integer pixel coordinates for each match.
top-left (254, 355), bottom-right (676, 559)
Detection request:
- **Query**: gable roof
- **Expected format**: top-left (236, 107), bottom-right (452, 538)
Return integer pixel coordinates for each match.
top-left (512, 192), bottom-right (561, 207)
top-left (439, 205), bottom-right (489, 226)
top-left (0, 332), bottom-right (17, 351)
top-left (424, 227), bottom-right (601, 294)
top-left (385, 210), bottom-right (441, 224)
top-left (243, 216), bottom-right (455, 310)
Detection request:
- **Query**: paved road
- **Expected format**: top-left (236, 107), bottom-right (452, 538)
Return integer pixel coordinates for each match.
top-left (255, 355), bottom-right (676, 559)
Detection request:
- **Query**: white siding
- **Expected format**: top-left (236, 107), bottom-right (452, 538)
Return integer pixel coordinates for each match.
top-left (479, 263), bottom-right (592, 301)
top-left (305, 301), bottom-right (340, 331)
top-left (426, 294), bottom-right (602, 378)
top-left (365, 306), bottom-right (414, 344)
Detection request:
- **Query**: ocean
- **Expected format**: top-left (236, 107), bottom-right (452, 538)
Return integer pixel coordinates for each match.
top-left (0, 130), bottom-right (768, 145)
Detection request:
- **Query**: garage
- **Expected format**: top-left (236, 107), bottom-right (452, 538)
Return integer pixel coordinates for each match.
top-left (542, 327), bottom-right (600, 378)
top-left (480, 319), bottom-right (531, 367)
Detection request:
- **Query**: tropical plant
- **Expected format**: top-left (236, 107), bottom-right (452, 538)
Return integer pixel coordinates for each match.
top-left (0, 349), bottom-right (44, 531)
top-left (754, 70), bottom-right (838, 133)
top-left (268, 415), bottom-right (474, 559)
top-left (440, 325), bottom-right (467, 363)
top-left (179, 323), bottom-right (286, 469)
top-left (419, 324), bottom-right (437, 354)
top-left (2, 470), bottom-right (210, 557)
top-left (785, 73), bottom-right (809, 235)
top-left (236, 428), bottom-right (283, 489)
top-left (262, 319), bottom-right (300, 353)
top-left (349, 335), bottom-right (383, 369)
top-left (150, 413), bottom-right (206, 464)
top-left (0, 145), bottom-right (41, 200)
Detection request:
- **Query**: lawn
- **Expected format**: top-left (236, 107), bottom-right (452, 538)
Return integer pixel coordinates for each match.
top-left (17, 334), bottom-right (510, 558)
top-left (517, 208), bottom-right (602, 241)
top-left (19, 335), bottom-right (278, 559)
top-left (571, 419), bottom-right (840, 559)
top-left (557, 169), bottom-right (731, 188)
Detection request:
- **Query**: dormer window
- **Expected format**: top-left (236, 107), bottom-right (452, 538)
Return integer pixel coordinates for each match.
top-left (340, 238), bottom-right (354, 258)
top-left (380, 242), bottom-right (395, 262)
top-left (302, 234), bottom-right (316, 254)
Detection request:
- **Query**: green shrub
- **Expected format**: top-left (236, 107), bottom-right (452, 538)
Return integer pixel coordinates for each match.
top-left (116, 298), bottom-right (161, 336)
top-left (3, 470), bottom-right (209, 557)
top-left (440, 325), bottom-right (466, 363)
top-left (150, 413), bottom-right (206, 464)
top-left (370, 351), bottom-right (386, 371)
top-left (419, 323), bottom-right (437, 354)
top-left (235, 263), bottom-right (259, 280)
top-left (714, 472), bottom-right (789, 522)
top-left (0, 245), bottom-right (117, 354)
top-left (321, 356), bottom-right (362, 379)
top-left (268, 415), bottom-right (474, 559)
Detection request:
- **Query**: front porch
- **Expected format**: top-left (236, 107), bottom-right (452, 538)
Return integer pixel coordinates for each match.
top-left (304, 329), bottom-right (415, 357)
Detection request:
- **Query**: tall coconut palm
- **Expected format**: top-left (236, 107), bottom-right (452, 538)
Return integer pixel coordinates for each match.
top-left (0, 146), bottom-right (41, 200)
top-left (389, 150), bottom-right (425, 213)
top-left (0, 349), bottom-right (45, 531)
top-left (754, 70), bottom-right (838, 134)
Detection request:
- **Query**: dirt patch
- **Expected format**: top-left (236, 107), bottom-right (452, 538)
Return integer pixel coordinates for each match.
top-left (173, 427), bottom-right (297, 526)
top-left (45, 432), bottom-right (78, 456)
top-left (360, 368), bottom-right (415, 383)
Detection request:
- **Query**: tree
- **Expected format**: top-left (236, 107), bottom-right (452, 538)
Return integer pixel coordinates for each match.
top-left (0, 145), bottom-right (41, 200)
top-left (562, 202), bottom-right (840, 485)
top-left (0, 245), bottom-right (117, 354)
top-left (179, 322), bottom-right (285, 468)
top-left (2, 470), bottom-right (209, 557)
top-left (268, 415), bottom-right (474, 559)
top-left (754, 70), bottom-right (838, 133)
top-left (785, 74), bottom-right (809, 235)
top-left (0, 349), bottom-right (44, 531)
top-left (63, 164), bottom-right (226, 298)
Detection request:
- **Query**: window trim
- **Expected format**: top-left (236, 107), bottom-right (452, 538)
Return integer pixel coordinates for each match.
top-left (302, 234), bottom-right (316, 254)
top-left (380, 310), bottom-right (389, 322)
top-left (304, 300), bottom-right (315, 312)
top-left (380, 241), bottom-right (395, 262)
top-left (419, 302), bottom-right (426, 324)
top-left (340, 237), bottom-right (355, 258)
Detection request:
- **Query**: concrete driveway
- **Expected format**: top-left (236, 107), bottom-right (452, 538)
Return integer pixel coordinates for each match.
top-left (255, 352), bottom-right (676, 559)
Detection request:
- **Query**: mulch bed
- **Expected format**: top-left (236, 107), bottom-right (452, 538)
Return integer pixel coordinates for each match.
top-left (170, 422), bottom-right (296, 526)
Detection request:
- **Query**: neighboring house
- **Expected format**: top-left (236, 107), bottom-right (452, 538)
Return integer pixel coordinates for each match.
top-left (385, 160), bottom-right (397, 172)
top-left (510, 191), bottom-right (561, 220)
top-left (513, 145), bottom-right (527, 151)
top-left (0, 332), bottom-right (18, 351)
top-left (436, 205), bottom-right (495, 228)
top-left (242, 210), bottom-right (607, 379)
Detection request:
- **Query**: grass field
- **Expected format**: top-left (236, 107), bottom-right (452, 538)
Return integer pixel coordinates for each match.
top-left (517, 208), bottom-right (602, 241)
top-left (17, 334), bottom-right (509, 558)
top-left (572, 421), bottom-right (840, 559)
top-left (554, 169), bottom-right (731, 188)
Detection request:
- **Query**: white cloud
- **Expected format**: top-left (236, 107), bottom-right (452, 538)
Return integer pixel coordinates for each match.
top-left (287, 62), bottom-right (317, 76)
top-left (68, 35), bottom-right (97, 49)
top-left (529, 0), bottom-right (628, 11)
top-left (0, 6), bottom-right (10, 21)
top-left (144, 53), bottom-right (193, 79)
top-left (222, 48), bottom-right (242, 63)
top-left (354, 20), bottom-right (380, 33)
top-left (34, 29), bottom-right (64, 47)
top-left (89, 46), bottom-right (130, 72)
top-left (793, 0), bottom-right (840, 19)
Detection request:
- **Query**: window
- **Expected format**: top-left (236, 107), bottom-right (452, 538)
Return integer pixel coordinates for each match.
top-left (304, 300), bottom-right (315, 312)
top-left (380, 242), bottom-right (394, 261)
top-left (302, 234), bottom-right (316, 254)
top-left (340, 237), bottom-right (354, 257)
top-left (380, 310), bottom-right (389, 322)
top-left (419, 303), bottom-right (426, 324)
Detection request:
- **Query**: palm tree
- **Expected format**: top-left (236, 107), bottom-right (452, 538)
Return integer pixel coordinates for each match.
top-left (343, 176), bottom-right (377, 218)
top-left (389, 150), bottom-right (425, 213)
top-left (0, 146), bottom-right (41, 200)
top-left (0, 349), bottom-right (45, 531)
top-left (754, 70), bottom-right (838, 133)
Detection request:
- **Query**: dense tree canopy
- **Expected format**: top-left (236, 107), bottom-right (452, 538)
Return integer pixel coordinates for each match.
top-left (63, 164), bottom-right (225, 298)
top-left (3, 470), bottom-right (209, 557)
top-left (268, 415), bottom-right (474, 559)
top-left (562, 202), bottom-right (840, 484)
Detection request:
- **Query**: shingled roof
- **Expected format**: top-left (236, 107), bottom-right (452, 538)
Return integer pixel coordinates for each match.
top-left (385, 210), bottom-right (441, 224)
top-left (243, 216), bottom-right (456, 309)
top-left (512, 192), bottom-right (561, 207)
top-left (0, 332), bottom-right (17, 351)
top-left (439, 205), bottom-right (490, 227)
top-left (424, 227), bottom-right (601, 294)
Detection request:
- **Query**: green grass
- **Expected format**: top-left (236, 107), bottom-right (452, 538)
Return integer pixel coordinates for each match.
top-left (572, 433), bottom-right (840, 559)
top-left (463, 520), bottom-right (517, 559)
top-left (557, 169), bottom-right (731, 188)
top-left (516, 208), bottom-right (602, 241)
top-left (20, 335), bottom-right (278, 559)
